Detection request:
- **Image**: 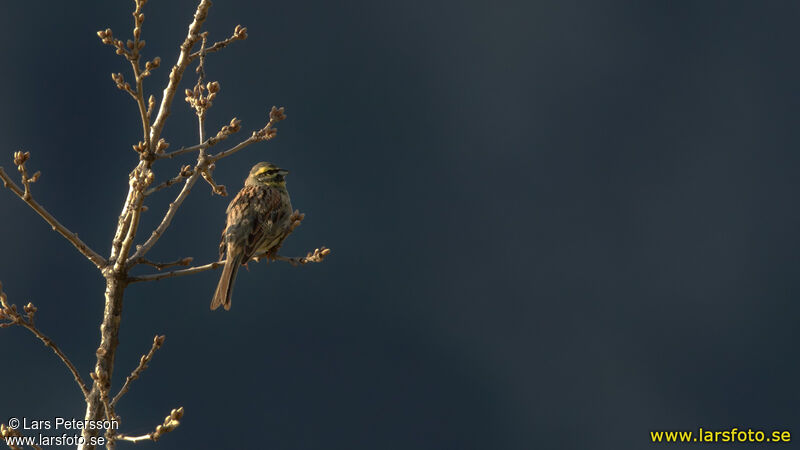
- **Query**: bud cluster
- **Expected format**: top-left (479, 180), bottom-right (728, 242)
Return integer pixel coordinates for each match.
top-left (141, 56), bottom-right (161, 78)
top-left (13, 150), bottom-right (30, 168)
top-left (155, 138), bottom-right (170, 154)
top-left (269, 106), bottom-right (287, 122)
top-left (0, 282), bottom-right (37, 328)
top-left (97, 28), bottom-right (143, 61)
top-left (185, 81), bottom-right (220, 116)
top-left (251, 107), bottom-right (286, 141)
top-left (210, 118), bottom-right (242, 144)
top-left (233, 25), bottom-right (248, 40)
top-left (132, 141), bottom-right (147, 154)
top-left (304, 247), bottom-right (332, 263)
top-left (13, 151), bottom-right (40, 195)
top-left (179, 165), bottom-right (194, 178)
top-left (130, 167), bottom-right (155, 192)
top-left (133, 0), bottom-right (147, 41)
top-left (112, 72), bottom-right (133, 93)
top-left (152, 407), bottom-right (184, 441)
top-left (289, 210), bottom-right (306, 232)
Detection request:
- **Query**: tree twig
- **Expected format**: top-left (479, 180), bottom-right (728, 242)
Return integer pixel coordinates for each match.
top-left (137, 257), bottom-right (193, 270)
top-left (273, 247), bottom-right (331, 266)
top-left (0, 164), bottom-right (106, 269)
top-left (127, 260), bottom-right (224, 283)
top-left (208, 107), bottom-right (286, 163)
top-left (156, 141), bottom-right (209, 160)
top-left (127, 247), bottom-right (330, 283)
top-left (114, 407), bottom-right (183, 443)
top-left (149, 0), bottom-right (212, 147)
top-left (187, 25), bottom-right (248, 62)
top-left (125, 167), bottom-right (202, 266)
top-left (112, 168), bottom-right (152, 273)
top-left (111, 335), bottom-right (165, 407)
top-left (0, 282), bottom-right (90, 400)
top-left (144, 165), bottom-right (194, 195)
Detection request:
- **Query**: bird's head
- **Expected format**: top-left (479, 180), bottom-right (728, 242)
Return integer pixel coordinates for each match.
top-left (245, 162), bottom-right (289, 188)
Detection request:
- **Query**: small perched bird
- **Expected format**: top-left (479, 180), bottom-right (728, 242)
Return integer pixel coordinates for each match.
top-left (211, 162), bottom-right (293, 311)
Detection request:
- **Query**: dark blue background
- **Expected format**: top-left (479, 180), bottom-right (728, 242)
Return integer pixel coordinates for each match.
top-left (1, 1), bottom-right (798, 449)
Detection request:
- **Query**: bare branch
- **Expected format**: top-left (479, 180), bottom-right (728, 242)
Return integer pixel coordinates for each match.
top-left (98, 0), bottom-right (155, 155)
top-left (273, 247), bottom-right (331, 266)
top-left (199, 165), bottom-right (227, 196)
top-left (126, 170), bottom-right (202, 265)
top-left (89, 367), bottom-right (115, 424)
top-left (0, 282), bottom-right (90, 400)
top-left (127, 248), bottom-right (329, 283)
top-left (0, 162), bottom-right (106, 269)
top-left (156, 117), bottom-right (242, 161)
top-left (145, 165), bottom-right (194, 195)
top-left (185, 33), bottom-right (218, 123)
top-left (208, 107), bottom-right (286, 163)
top-left (110, 72), bottom-right (137, 99)
top-left (157, 141), bottom-right (209, 160)
top-left (137, 257), bottom-right (193, 270)
top-left (149, 0), bottom-right (213, 146)
top-left (130, 60), bottom-right (152, 152)
top-left (187, 25), bottom-right (248, 62)
top-left (111, 335), bottom-right (165, 407)
top-left (186, 35), bottom-right (230, 197)
top-left (112, 168), bottom-right (153, 272)
top-left (96, 28), bottom-right (132, 60)
top-left (207, 135), bottom-right (258, 162)
top-left (127, 260), bottom-right (224, 283)
top-left (115, 407), bottom-right (183, 443)
top-left (109, 183), bottom-right (136, 263)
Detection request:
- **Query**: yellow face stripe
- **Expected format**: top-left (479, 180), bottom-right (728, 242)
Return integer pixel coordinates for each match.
top-left (254, 166), bottom-right (275, 176)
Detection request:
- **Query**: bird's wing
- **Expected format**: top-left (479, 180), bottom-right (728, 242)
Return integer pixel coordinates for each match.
top-left (220, 185), bottom-right (287, 263)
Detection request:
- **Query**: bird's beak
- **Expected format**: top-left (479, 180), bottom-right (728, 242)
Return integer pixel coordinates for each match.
top-left (278, 168), bottom-right (289, 176)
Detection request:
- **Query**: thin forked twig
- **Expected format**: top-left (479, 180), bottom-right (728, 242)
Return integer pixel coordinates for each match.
top-left (115, 407), bottom-right (183, 443)
top-left (127, 247), bottom-right (330, 283)
top-left (111, 335), bottom-right (165, 407)
top-left (125, 168), bottom-right (202, 266)
top-left (0, 164), bottom-right (106, 269)
top-left (127, 260), bottom-right (224, 283)
top-left (145, 165), bottom-right (194, 195)
top-left (137, 257), bottom-right (193, 270)
top-left (208, 107), bottom-right (286, 163)
top-left (112, 169), bottom-right (151, 273)
top-left (0, 282), bottom-right (90, 399)
top-left (273, 248), bottom-right (331, 266)
top-left (187, 25), bottom-right (248, 62)
top-left (148, 0), bottom-right (212, 146)
top-left (190, 33), bottom-right (228, 197)
top-left (157, 141), bottom-right (210, 160)
top-left (155, 115), bottom-right (241, 161)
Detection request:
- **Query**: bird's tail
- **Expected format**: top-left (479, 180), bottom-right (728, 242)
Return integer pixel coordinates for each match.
top-left (211, 253), bottom-right (242, 311)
